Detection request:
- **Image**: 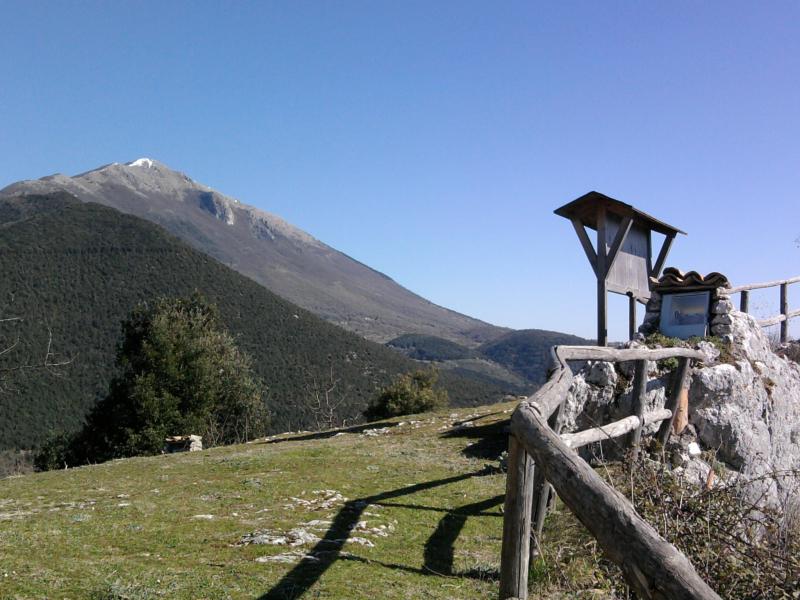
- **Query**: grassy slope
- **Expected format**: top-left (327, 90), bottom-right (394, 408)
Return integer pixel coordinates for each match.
top-left (0, 403), bottom-right (516, 599)
top-left (0, 194), bottom-right (510, 450)
top-left (0, 401), bottom-right (619, 600)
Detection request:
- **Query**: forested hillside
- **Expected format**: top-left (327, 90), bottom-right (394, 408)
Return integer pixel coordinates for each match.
top-left (386, 330), bottom-right (591, 386)
top-left (0, 193), bottom-right (511, 450)
top-left (479, 329), bottom-right (591, 383)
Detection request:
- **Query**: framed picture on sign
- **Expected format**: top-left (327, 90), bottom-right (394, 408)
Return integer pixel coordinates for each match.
top-left (659, 291), bottom-right (711, 339)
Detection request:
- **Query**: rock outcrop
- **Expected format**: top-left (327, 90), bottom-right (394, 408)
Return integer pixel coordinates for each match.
top-left (562, 310), bottom-right (800, 505)
top-left (689, 312), bottom-right (800, 490)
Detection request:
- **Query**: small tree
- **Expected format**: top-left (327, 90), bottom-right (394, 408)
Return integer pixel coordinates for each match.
top-left (55, 295), bottom-right (269, 465)
top-left (364, 367), bottom-right (448, 420)
top-left (302, 364), bottom-right (349, 431)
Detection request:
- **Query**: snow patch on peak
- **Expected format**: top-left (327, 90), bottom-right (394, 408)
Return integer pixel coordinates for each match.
top-left (128, 158), bottom-right (155, 168)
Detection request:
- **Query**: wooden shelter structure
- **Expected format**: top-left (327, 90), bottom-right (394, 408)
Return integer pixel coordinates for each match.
top-left (555, 191), bottom-right (685, 345)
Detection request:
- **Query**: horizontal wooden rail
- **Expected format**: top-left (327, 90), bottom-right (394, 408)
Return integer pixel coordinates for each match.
top-left (517, 346), bottom-right (704, 422)
top-left (721, 275), bottom-right (799, 343)
top-left (554, 345), bottom-right (704, 362)
top-left (499, 345), bottom-right (717, 600)
top-left (726, 275), bottom-right (800, 293)
top-left (561, 407), bottom-right (672, 449)
top-left (758, 308), bottom-right (800, 327)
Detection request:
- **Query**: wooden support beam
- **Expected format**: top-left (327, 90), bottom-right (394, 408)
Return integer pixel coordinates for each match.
top-left (740, 290), bottom-right (749, 314)
top-left (650, 232), bottom-right (676, 279)
top-left (570, 218), bottom-right (598, 277)
top-left (531, 405), bottom-right (564, 549)
top-left (604, 215), bottom-right (633, 278)
top-left (628, 360), bottom-right (649, 460)
top-left (781, 283), bottom-right (789, 343)
top-left (499, 436), bottom-right (535, 600)
top-left (596, 206), bottom-right (608, 347)
top-left (529, 466), bottom-right (547, 563)
top-left (628, 293), bottom-right (637, 341)
top-left (597, 279), bottom-right (607, 347)
top-left (657, 357), bottom-right (692, 446)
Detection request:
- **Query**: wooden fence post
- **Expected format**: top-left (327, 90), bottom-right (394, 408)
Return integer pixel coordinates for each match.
top-left (657, 357), bottom-right (691, 445)
top-left (511, 404), bottom-right (722, 600)
top-left (531, 403), bottom-right (564, 550)
top-left (628, 293), bottom-right (637, 341)
top-left (740, 290), bottom-right (749, 313)
top-left (530, 468), bottom-right (548, 564)
top-left (780, 283), bottom-right (789, 343)
top-left (628, 360), bottom-right (648, 460)
top-left (499, 436), bottom-right (535, 600)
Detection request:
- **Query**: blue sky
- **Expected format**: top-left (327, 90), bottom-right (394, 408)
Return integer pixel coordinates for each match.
top-left (1, 1), bottom-right (798, 340)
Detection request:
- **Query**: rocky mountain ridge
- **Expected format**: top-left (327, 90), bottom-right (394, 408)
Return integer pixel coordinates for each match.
top-left (1, 159), bottom-right (507, 346)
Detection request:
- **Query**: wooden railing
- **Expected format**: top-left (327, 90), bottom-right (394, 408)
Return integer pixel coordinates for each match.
top-left (499, 345), bottom-right (720, 600)
top-left (724, 275), bottom-right (800, 343)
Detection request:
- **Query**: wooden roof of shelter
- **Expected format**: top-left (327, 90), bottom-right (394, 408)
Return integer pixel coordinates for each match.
top-left (554, 191), bottom-right (686, 237)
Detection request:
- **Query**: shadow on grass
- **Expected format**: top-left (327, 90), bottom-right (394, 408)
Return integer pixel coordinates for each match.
top-left (259, 421), bottom-right (399, 445)
top-left (422, 494), bottom-right (504, 577)
top-left (373, 500), bottom-right (502, 517)
top-left (440, 418), bottom-right (510, 461)
top-left (449, 410), bottom-right (506, 427)
top-left (257, 470), bottom-right (500, 600)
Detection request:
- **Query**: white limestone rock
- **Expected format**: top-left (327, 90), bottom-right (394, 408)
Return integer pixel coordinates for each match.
top-left (689, 311), bottom-right (800, 503)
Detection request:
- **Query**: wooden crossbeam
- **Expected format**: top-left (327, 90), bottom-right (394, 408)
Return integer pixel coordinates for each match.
top-left (604, 215), bottom-right (633, 278)
top-left (570, 218), bottom-right (598, 277)
top-left (651, 232), bottom-right (675, 279)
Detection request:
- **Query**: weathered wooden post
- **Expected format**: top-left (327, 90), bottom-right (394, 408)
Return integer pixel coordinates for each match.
top-left (780, 282), bottom-right (789, 343)
top-left (740, 289), bottom-right (750, 313)
top-left (499, 436), bottom-right (535, 600)
top-left (628, 292), bottom-right (637, 341)
top-left (555, 192), bottom-right (684, 345)
top-left (657, 357), bottom-right (692, 445)
top-left (628, 359), bottom-right (648, 460)
top-left (531, 405), bottom-right (564, 550)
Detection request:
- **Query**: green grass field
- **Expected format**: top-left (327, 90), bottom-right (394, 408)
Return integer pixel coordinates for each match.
top-left (0, 402), bottom-right (618, 600)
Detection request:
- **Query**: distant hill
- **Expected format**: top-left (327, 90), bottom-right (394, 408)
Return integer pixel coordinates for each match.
top-left (478, 329), bottom-right (591, 383)
top-left (0, 193), bottom-right (512, 451)
top-left (387, 334), bottom-right (475, 361)
top-left (386, 330), bottom-right (591, 388)
top-left (1, 159), bottom-right (508, 346)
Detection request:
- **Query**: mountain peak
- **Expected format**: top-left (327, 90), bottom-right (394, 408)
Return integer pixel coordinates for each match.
top-left (0, 158), bottom-right (506, 345)
top-left (127, 157), bottom-right (156, 169)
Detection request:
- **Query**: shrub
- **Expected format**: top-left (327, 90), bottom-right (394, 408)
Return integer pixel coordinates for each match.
top-left (364, 368), bottom-right (448, 420)
top-left (612, 458), bottom-right (800, 598)
top-left (532, 458), bottom-right (800, 598)
top-left (776, 341), bottom-right (800, 364)
top-left (33, 432), bottom-right (73, 472)
top-left (38, 295), bottom-right (269, 467)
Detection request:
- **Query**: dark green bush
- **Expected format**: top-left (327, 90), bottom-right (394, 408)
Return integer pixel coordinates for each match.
top-left (364, 368), bottom-right (448, 420)
top-left (38, 295), bottom-right (269, 468)
top-left (33, 432), bottom-right (73, 472)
